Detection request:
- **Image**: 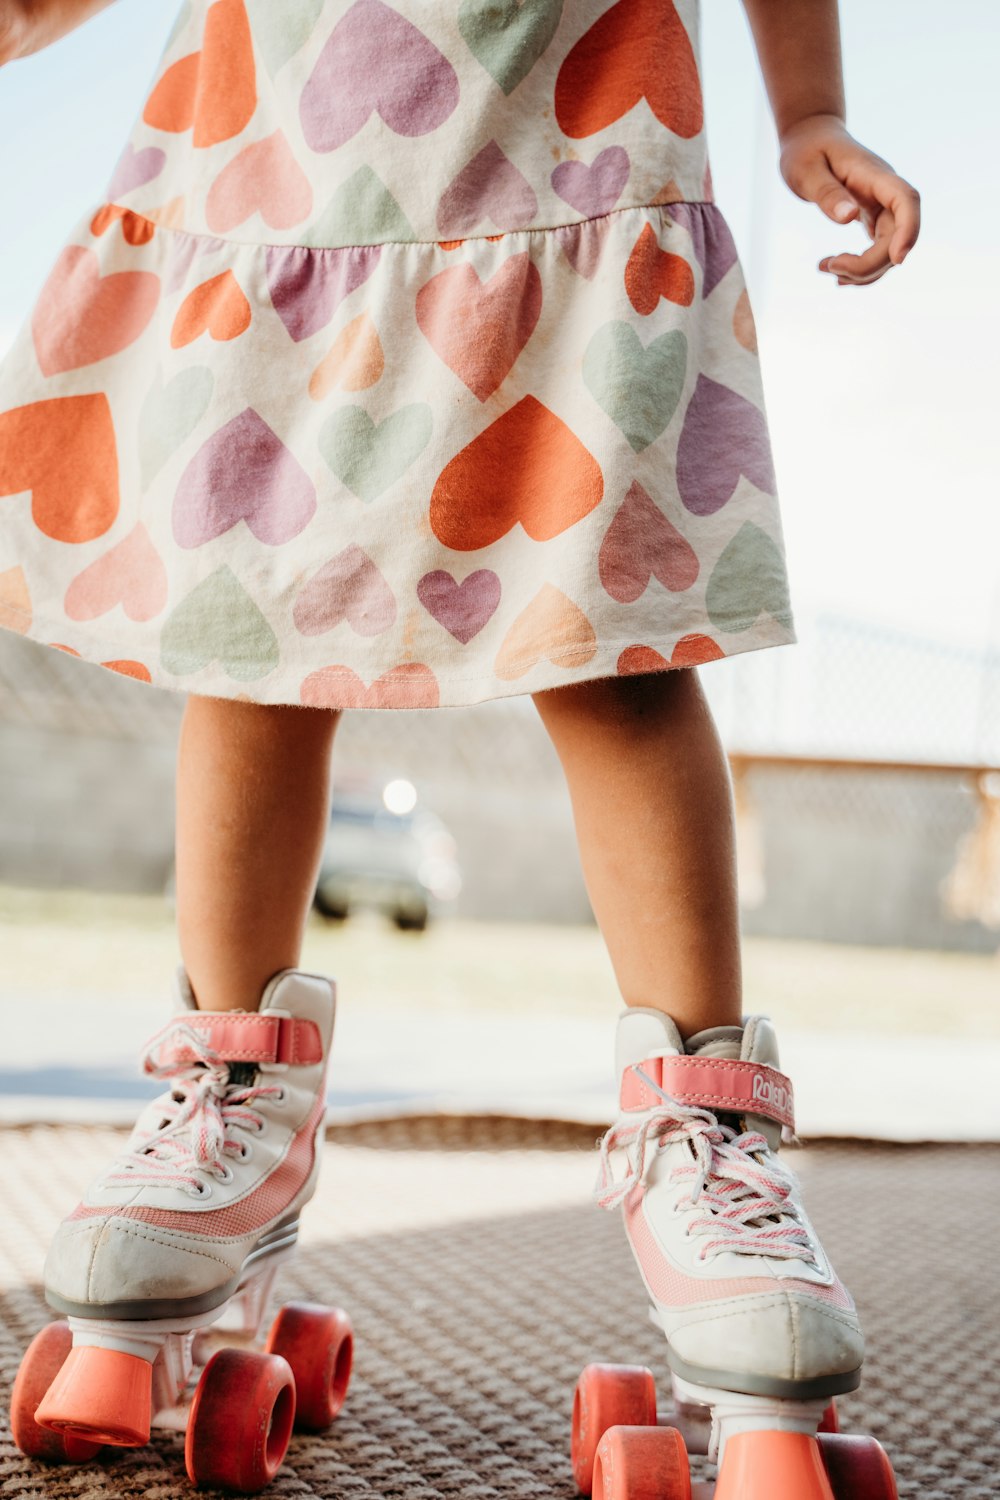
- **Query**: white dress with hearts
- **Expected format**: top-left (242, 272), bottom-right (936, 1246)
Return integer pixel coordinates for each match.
top-left (0, 0), bottom-right (795, 708)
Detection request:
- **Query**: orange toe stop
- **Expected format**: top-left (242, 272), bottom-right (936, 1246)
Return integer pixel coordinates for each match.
top-left (35, 1345), bottom-right (153, 1448)
top-left (714, 1431), bottom-right (835, 1500)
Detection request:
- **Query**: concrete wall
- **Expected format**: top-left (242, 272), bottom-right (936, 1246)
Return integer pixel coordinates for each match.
top-left (0, 635), bottom-right (995, 949)
top-left (0, 648), bottom-right (593, 921)
top-left (0, 711), bottom-right (995, 950)
top-left (737, 765), bottom-right (994, 954)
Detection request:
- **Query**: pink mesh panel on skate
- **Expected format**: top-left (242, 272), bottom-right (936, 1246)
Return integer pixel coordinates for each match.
top-left (66, 1097), bottom-right (325, 1241)
top-left (624, 1189), bottom-right (856, 1309)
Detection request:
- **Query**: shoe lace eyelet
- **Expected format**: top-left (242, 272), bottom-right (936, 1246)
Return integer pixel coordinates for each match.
top-left (238, 1140), bottom-right (253, 1162)
top-left (188, 1179), bottom-right (213, 1199)
top-left (213, 1164), bottom-right (234, 1184)
top-left (273, 1087), bottom-right (287, 1106)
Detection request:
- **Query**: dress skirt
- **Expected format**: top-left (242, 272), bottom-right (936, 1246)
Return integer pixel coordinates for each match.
top-left (0, 0), bottom-right (795, 708)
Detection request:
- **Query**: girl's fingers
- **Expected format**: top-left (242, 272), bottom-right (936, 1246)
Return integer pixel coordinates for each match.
top-left (791, 136), bottom-right (921, 285)
top-left (833, 154), bottom-right (921, 265)
top-left (835, 262), bottom-right (892, 287)
top-left (883, 177), bottom-right (921, 263)
top-left (787, 153), bottom-right (861, 225)
top-left (819, 171), bottom-right (917, 286)
top-left (822, 230), bottom-right (894, 281)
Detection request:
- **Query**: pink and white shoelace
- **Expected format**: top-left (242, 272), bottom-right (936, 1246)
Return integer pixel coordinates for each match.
top-left (595, 1065), bottom-right (817, 1264)
top-left (103, 1020), bottom-right (284, 1197)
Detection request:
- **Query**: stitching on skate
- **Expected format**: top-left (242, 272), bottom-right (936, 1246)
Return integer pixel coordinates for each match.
top-left (790, 1292), bottom-right (801, 1376)
top-left (95, 1218), bottom-right (240, 1273)
top-left (670, 1300), bottom-right (862, 1333)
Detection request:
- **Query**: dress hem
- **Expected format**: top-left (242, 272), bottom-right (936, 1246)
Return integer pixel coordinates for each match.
top-left (0, 599), bottom-right (797, 710)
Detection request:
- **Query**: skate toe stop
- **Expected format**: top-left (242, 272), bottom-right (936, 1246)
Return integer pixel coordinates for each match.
top-left (34, 1346), bottom-right (152, 1447)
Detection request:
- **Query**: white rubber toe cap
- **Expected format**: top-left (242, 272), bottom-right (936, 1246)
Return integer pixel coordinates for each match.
top-left (44, 1216), bottom-right (238, 1314)
top-left (667, 1290), bottom-right (864, 1390)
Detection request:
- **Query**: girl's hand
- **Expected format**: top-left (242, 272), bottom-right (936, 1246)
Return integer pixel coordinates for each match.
top-left (0, 1), bottom-right (31, 65)
top-left (0, 0), bottom-right (119, 68)
top-left (779, 113), bottom-right (921, 286)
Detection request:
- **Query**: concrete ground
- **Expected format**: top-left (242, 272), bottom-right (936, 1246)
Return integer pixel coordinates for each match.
top-left (1, 887), bottom-right (998, 1140)
top-left (1, 1119), bottom-right (997, 1499)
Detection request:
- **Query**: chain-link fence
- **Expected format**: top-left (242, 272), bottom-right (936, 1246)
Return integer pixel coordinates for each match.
top-left (0, 608), bottom-right (997, 948)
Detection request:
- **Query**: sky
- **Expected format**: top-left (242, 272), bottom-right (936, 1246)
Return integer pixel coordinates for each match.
top-left (0, 0), bottom-right (997, 662)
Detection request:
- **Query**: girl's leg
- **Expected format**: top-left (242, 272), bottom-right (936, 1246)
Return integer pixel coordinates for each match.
top-left (533, 671), bottom-right (867, 1411)
top-left (37, 697), bottom-right (345, 1357)
top-left (531, 668), bottom-right (741, 1039)
top-left (175, 695), bottom-right (341, 1011)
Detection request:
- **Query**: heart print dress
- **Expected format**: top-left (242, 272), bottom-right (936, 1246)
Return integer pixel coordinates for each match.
top-left (0, 0), bottom-right (795, 709)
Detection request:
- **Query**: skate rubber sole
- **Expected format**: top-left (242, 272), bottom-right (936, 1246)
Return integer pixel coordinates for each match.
top-left (664, 1346), bottom-right (863, 1402)
top-left (43, 1218), bottom-right (300, 1322)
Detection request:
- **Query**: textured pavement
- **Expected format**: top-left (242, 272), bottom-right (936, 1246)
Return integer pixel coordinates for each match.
top-left (0, 1117), bottom-right (996, 1499)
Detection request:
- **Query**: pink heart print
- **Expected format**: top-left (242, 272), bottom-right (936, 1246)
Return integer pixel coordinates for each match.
top-left (293, 545), bottom-right (397, 637)
top-left (205, 130), bottom-right (313, 235)
top-left (63, 523), bottom-right (168, 622)
top-left (415, 254), bottom-right (543, 401)
top-left (301, 661), bottom-right (440, 709)
top-left (599, 479), bottom-right (699, 602)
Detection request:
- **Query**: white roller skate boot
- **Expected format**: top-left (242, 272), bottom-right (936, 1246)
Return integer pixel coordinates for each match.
top-left (571, 1010), bottom-right (896, 1500)
top-left (10, 966), bottom-right (353, 1493)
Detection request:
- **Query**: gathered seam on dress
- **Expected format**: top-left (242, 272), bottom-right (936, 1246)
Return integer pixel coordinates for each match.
top-left (101, 196), bottom-right (723, 257)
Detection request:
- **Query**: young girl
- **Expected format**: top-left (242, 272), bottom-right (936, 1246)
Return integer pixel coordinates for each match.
top-left (0, 0), bottom-right (919, 1482)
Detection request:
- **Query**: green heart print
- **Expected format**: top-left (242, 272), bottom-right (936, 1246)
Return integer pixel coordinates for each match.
top-left (319, 402), bottom-right (433, 503)
top-left (244, 0), bottom-right (325, 75)
top-left (583, 322), bottom-right (688, 453)
top-left (706, 522), bottom-right (793, 632)
top-left (138, 365), bottom-right (215, 490)
top-left (161, 565), bottom-right (279, 681)
top-left (301, 166), bottom-right (415, 248)
top-left (458, 0), bottom-right (565, 95)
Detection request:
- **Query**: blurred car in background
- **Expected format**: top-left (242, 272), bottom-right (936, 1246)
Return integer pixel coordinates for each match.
top-left (314, 777), bottom-right (461, 931)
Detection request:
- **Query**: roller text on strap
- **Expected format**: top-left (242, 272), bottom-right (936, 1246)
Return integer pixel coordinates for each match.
top-left (146, 1013), bottom-right (323, 1070)
top-left (620, 1055), bottom-right (795, 1132)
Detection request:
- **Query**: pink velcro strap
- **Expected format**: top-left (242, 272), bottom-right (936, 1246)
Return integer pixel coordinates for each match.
top-left (158, 1014), bottom-right (323, 1068)
top-left (620, 1055), bottom-right (795, 1131)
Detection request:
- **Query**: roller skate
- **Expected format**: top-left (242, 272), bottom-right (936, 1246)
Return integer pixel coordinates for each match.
top-left (9, 967), bottom-right (353, 1492)
top-left (570, 1008), bottom-right (897, 1500)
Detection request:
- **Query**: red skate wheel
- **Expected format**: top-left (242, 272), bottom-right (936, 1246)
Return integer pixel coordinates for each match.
top-left (593, 1425), bottom-right (691, 1500)
top-left (9, 1323), bottom-right (101, 1465)
top-left (185, 1348), bottom-right (296, 1493)
top-left (818, 1433), bottom-right (898, 1500)
top-left (818, 1400), bottom-right (840, 1433)
top-left (265, 1301), bottom-right (353, 1430)
top-left (571, 1364), bottom-right (658, 1495)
